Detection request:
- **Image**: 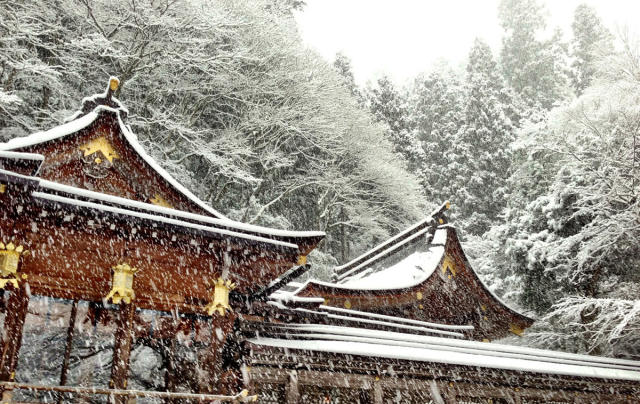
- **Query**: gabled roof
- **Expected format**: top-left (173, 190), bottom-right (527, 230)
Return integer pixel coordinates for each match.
top-left (247, 327), bottom-right (640, 382)
top-left (0, 104), bottom-right (228, 219)
top-left (0, 78), bottom-right (325, 254)
top-left (246, 290), bottom-right (640, 383)
top-left (292, 210), bottom-right (533, 341)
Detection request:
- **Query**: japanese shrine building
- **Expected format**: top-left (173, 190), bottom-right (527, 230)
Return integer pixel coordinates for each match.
top-left (1, 79), bottom-right (639, 403)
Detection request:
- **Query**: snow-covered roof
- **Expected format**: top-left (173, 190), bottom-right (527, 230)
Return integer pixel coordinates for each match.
top-left (248, 324), bottom-right (640, 382)
top-left (333, 202), bottom-right (449, 277)
top-left (0, 84), bottom-right (324, 245)
top-left (33, 191), bottom-right (298, 249)
top-left (38, 179), bottom-right (324, 239)
top-left (0, 150), bottom-right (45, 161)
top-left (291, 229), bottom-right (447, 293)
top-left (264, 293), bottom-right (472, 337)
top-left (0, 104), bottom-right (228, 219)
top-left (339, 241), bottom-right (445, 290)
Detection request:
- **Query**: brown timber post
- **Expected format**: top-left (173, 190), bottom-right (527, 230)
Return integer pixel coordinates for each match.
top-left (163, 329), bottom-right (178, 404)
top-left (57, 299), bottom-right (78, 404)
top-left (372, 379), bottom-right (383, 404)
top-left (0, 286), bottom-right (30, 402)
top-left (199, 314), bottom-right (236, 394)
top-left (109, 302), bottom-right (135, 404)
top-left (285, 370), bottom-right (300, 404)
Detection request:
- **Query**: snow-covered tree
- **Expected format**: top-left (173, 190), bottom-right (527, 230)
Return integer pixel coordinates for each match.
top-left (364, 75), bottom-right (427, 182)
top-left (490, 33), bottom-right (639, 321)
top-left (407, 67), bottom-right (465, 202)
top-left (449, 39), bottom-right (516, 235)
top-left (499, 0), bottom-right (570, 113)
top-left (333, 52), bottom-right (362, 103)
top-left (570, 4), bottom-right (613, 95)
top-left (0, 0), bottom-right (427, 276)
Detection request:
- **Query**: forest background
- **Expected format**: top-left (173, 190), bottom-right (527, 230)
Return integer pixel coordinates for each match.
top-left (1, 0), bottom-right (639, 359)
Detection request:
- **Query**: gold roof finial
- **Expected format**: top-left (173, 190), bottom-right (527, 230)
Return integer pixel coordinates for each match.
top-left (109, 77), bottom-right (120, 91)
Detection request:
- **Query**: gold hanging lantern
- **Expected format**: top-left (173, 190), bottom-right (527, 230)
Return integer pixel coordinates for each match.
top-left (0, 242), bottom-right (28, 289)
top-left (105, 264), bottom-right (137, 304)
top-left (205, 277), bottom-right (236, 316)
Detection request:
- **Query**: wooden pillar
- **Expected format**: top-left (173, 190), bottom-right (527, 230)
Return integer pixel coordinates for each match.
top-left (0, 286), bottom-right (30, 402)
top-left (109, 302), bottom-right (135, 404)
top-left (57, 300), bottom-right (78, 404)
top-left (372, 380), bottom-right (383, 404)
top-left (199, 314), bottom-right (236, 395)
top-left (285, 370), bottom-right (299, 404)
top-left (162, 335), bottom-right (178, 404)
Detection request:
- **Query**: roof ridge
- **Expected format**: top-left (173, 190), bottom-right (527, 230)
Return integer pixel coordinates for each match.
top-left (331, 201), bottom-right (450, 281)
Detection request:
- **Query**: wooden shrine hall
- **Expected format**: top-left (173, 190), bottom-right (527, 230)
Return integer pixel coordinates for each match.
top-left (0, 77), bottom-right (324, 403)
top-left (1, 79), bottom-right (640, 403)
top-left (243, 204), bottom-right (640, 403)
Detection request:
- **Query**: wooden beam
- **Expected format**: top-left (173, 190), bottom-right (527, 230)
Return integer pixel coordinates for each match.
top-left (110, 302), bottom-right (135, 404)
top-left (373, 380), bottom-right (383, 404)
top-left (0, 286), bottom-right (30, 403)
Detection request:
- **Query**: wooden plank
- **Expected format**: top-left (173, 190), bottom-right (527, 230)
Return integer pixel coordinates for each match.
top-left (0, 381), bottom-right (250, 401)
top-left (199, 314), bottom-right (236, 395)
top-left (373, 380), bottom-right (383, 404)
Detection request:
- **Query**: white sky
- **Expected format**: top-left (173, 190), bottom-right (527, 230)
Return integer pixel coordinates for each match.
top-left (294, 0), bottom-right (640, 86)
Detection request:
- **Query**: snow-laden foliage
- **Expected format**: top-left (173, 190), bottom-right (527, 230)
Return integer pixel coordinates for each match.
top-left (448, 39), bottom-right (517, 235)
top-left (498, 0), bottom-right (571, 113)
top-left (517, 296), bottom-right (640, 358)
top-left (570, 3), bottom-right (614, 96)
top-left (495, 49), bottom-right (640, 314)
top-left (0, 0), bottom-right (427, 274)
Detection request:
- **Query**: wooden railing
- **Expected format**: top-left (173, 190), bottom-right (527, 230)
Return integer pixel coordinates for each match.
top-left (0, 382), bottom-right (258, 403)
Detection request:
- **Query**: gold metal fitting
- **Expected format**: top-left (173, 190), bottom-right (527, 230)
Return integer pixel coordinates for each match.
top-left (105, 263), bottom-right (137, 304)
top-left (0, 242), bottom-right (28, 289)
top-left (205, 277), bottom-right (236, 316)
top-left (109, 77), bottom-right (120, 91)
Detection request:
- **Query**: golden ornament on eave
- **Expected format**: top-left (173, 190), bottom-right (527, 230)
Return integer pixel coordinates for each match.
top-left (205, 277), bottom-right (236, 316)
top-left (0, 242), bottom-right (28, 289)
top-left (150, 194), bottom-right (174, 209)
top-left (105, 263), bottom-right (137, 304)
top-left (79, 136), bottom-right (120, 163)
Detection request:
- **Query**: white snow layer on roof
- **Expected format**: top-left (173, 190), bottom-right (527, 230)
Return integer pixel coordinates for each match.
top-left (32, 191), bottom-right (297, 249)
top-left (337, 244), bottom-right (445, 290)
top-left (292, 308), bottom-right (464, 338)
top-left (250, 333), bottom-right (640, 381)
top-left (0, 105), bottom-right (229, 219)
top-left (277, 324), bottom-right (640, 368)
top-left (334, 203), bottom-right (447, 272)
top-left (0, 150), bottom-right (45, 161)
top-left (431, 227), bottom-right (448, 245)
top-left (318, 305), bottom-right (473, 331)
top-left (270, 291), bottom-right (325, 304)
top-left (38, 179), bottom-right (324, 239)
top-left (336, 227), bottom-right (434, 282)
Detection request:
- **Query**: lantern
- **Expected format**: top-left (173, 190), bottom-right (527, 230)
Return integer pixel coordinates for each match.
top-left (0, 242), bottom-right (27, 289)
top-left (105, 264), bottom-right (137, 304)
top-left (205, 278), bottom-right (236, 316)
